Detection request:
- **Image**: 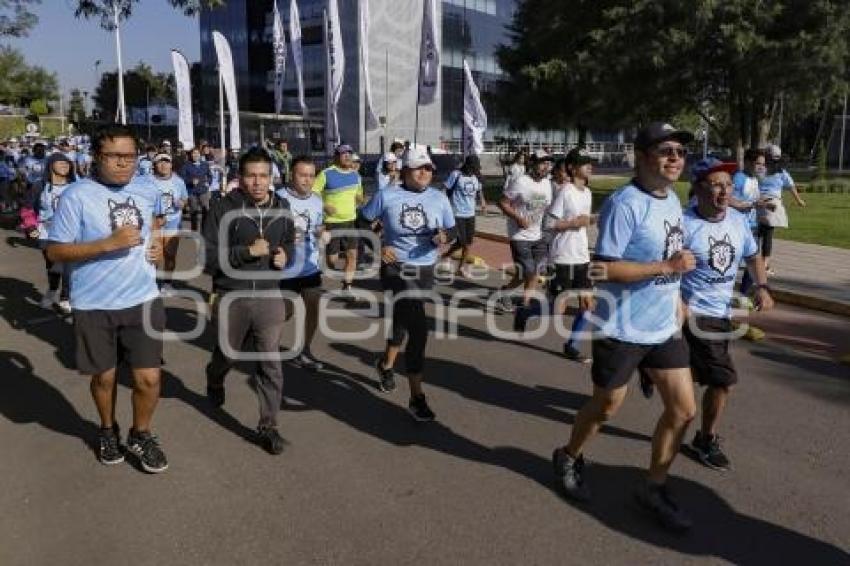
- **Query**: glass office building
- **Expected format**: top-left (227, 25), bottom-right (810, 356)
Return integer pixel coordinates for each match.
top-left (199, 0), bottom-right (585, 151)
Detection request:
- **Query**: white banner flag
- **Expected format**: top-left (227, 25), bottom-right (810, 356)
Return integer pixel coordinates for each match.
top-left (272, 1), bottom-right (287, 115)
top-left (171, 49), bottom-right (194, 150)
top-left (359, 0), bottom-right (379, 130)
top-left (463, 59), bottom-right (487, 155)
top-left (326, 0), bottom-right (345, 148)
top-left (418, 0), bottom-right (440, 106)
top-left (212, 30), bottom-right (241, 150)
top-left (289, 0), bottom-right (307, 118)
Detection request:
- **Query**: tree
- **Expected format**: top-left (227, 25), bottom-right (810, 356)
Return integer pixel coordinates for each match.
top-left (497, 0), bottom-right (850, 158)
top-left (28, 98), bottom-right (47, 116)
top-left (93, 62), bottom-right (176, 118)
top-left (73, 0), bottom-right (226, 28)
top-left (0, 0), bottom-right (39, 37)
top-left (0, 45), bottom-right (58, 107)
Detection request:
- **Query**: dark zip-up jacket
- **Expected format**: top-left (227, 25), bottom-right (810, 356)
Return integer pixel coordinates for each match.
top-left (203, 189), bottom-right (296, 292)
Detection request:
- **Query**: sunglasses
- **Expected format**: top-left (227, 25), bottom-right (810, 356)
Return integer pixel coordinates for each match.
top-left (651, 146), bottom-right (688, 159)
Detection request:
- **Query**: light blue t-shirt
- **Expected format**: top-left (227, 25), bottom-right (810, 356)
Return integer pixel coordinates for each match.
top-left (360, 185), bottom-right (455, 266)
top-left (276, 188), bottom-right (324, 278)
top-left (732, 170), bottom-right (760, 230)
top-left (444, 170), bottom-right (482, 218)
top-left (759, 169), bottom-right (794, 199)
top-left (137, 157), bottom-right (154, 177)
top-left (151, 175), bottom-right (188, 230)
top-left (681, 207), bottom-right (758, 319)
top-left (20, 156), bottom-right (46, 184)
top-left (37, 182), bottom-right (71, 240)
top-left (593, 182), bottom-right (685, 345)
top-left (48, 178), bottom-right (163, 311)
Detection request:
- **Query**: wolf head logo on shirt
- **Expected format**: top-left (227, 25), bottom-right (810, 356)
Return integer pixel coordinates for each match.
top-left (399, 203), bottom-right (429, 232)
top-left (294, 210), bottom-right (311, 239)
top-left (108, 197), bottom-right (144, 230)
top-left (708, 233), bottom-right (736, 276)
top-left (160, 191), bottom-right (175, 214)
top-left (663, 219), bottom-right (685, 260)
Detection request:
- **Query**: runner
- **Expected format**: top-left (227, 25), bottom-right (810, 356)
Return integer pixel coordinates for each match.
top-left (19, 141), bottom-right (46, 188)
top-left (276, 156), bottom-right (325, 371)
top-left (36, 153), bottom-right (77, 313)
top-left (76, 143), bottom-right (93, 178)
top-left (544, 147), bottom-right (597, 362)
top-left (313, 144), bottom-right (364, 292)
top-left (376, 152), bottom-right (401, 190)
top-left (757, 144), bottom-right (806, 275)
top-left (137, 144), bottom-right (157, 177)
top-left (360, 147), bottom-right (456, 422)
top-left (45, 124), bottom-right (168, 473)
top-left (442, 154), bottom-right (486, 277)
top-left (552, 122), bottom-right (697, 532)
top-left (180, 147), bottom-right (212, 231)
top-left (376, 141), bottom-right (405, 190)
top-left (680, 157), bottom-right (775, 470)
top-left (497, 149), bottom-right (553, 314)
top-left (203, 147), bottom-right (296, 455)
top-left (150, 152), bottom-right (188, 289)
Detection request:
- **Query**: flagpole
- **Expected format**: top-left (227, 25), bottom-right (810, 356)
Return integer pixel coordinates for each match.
top-left (323, 7), bottom-right (331, 155)
top-left (218, 66), bottom-right (226, 157)
top-left (461, 0), bottom-right (467, 157)
top-left (113, 2), bottom-right (126, 125)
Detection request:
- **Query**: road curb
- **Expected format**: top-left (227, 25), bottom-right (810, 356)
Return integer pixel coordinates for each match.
top-left (476, 230), bottom-right (850, 319)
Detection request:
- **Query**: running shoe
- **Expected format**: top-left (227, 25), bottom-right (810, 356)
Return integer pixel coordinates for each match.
top-left (563, 345), bottom-right (591, 364)
top-left (256, 426), bottom-right (286, 455)
top-left (57, 299), bottom-right (72, 315)
top-left (375, 357), bottom-right (396, 393)
top-left (408, 394), bottom-right (436, 422)
top-left (495, 294), bottom-right (515, 314)
top-left (126, 429), bottom-right (169, 474)
top-left (513, 306), bottom-right (531, 333)
top-left (742, 325), bottom-right (765, 341)
top-left (690, 431), bottom-right (730, 471)
top-left (39, 290), bottom-right (57, 310)
top-left (97, 425), bottom-right (124, 466)
top-left (552, 447), bottom-right (591, 502)
top-left (294, 351), bottom-right (324, 371)
top-left (634, 480), bottom-right (692, 532)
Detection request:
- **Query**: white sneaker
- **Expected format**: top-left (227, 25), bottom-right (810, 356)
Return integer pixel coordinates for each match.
top-left (160, 283), bottom-right (175, 295)
top-left (40, 290), bottom-right (57, 309)
top-left (57, 300), bottom-right (72, 315)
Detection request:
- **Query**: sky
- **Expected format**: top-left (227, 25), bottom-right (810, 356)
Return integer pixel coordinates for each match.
top-left (5, 0), bottom-right (201, 101)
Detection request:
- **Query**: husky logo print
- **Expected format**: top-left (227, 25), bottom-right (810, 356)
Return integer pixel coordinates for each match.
top-left (294, 210), bottom-right (311, 240)
top-left (160, 191), bottom-right (175, 214)
top-left (399, 203), bottom-right (429, 232)
top-left (663, 219), bottom-right (685, 260)
top-left (108, 197), bottom-right (144, 230)
top-left (708, 233), bottom-right (736, 275)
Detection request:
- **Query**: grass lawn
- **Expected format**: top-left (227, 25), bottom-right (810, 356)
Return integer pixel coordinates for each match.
top-left (482, 175), bottom-right (850, 249)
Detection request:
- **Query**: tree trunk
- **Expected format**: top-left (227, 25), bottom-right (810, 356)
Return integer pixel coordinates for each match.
top-left (577, 123), bottom-right (587, 147)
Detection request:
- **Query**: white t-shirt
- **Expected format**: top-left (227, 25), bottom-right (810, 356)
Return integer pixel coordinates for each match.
top-left (547, 182), bottom-right (592, 264)
top-left (503, 174), bottom-right (553, 241)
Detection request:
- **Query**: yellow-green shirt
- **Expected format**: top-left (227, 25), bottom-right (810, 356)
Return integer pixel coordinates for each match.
top-left (312, 165), bottom-right (363, 223)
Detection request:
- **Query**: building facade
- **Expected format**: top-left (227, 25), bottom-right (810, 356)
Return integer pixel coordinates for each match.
top-left (199, 0), bottom-right (582, 153)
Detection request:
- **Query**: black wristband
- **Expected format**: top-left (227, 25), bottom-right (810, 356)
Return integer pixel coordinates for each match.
top-left (755, 283), bottom-right (771, 291)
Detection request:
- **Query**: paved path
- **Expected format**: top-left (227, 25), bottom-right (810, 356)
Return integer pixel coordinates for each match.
top-left (473, 211), bottom-right (850, 313)
top-left (1, 229), bottom-right (848, 565)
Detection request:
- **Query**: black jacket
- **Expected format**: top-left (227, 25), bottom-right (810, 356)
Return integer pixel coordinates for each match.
top-left (203, 189), bottom-right (296, 292)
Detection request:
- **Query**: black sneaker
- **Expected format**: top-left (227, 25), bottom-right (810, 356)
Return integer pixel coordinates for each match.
top-left (552, 447), bottom-right (591, 502)
top-left (207, 384), bottom-right (225, 408)
top-left (513, 306), bottom-right (531, 333)
top-left (639, 371), bottom-right (655, 399)
top-left (375, 357), bottom-right (396, 393)
top-left (634, 481), bottom-right (693, 532)
top-left (690, 431), bottom-right (730, 471)
top-left (257, 426), bottom-right (286, 455)
top-left (495, 294), bottom-right (515, 314)
top-left (294, 351), bottom-right (324, 371)
top-left (408, 394), bottom-right (436, 422)
top-left (126, 429), bottom-right (169, 474)
top-left (97, 425), bottom-right (124, 466)
top-left (563, 344), bottom-right (591, 364)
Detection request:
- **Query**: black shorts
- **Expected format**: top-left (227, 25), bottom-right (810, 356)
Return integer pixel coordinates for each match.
top-left (454, 216), bottom-right (476, 246)
top-left (279, 272), bottom-right (322, 294)
top-left (591, 334), bottom-right (690, 390)
top-left (325, 221), bottom-right (358, 255)
top-left (549, 263), bottom-right (591, 295)
top-left (683, 316), bottom-right (738, 388)
top-left (510, 239), bottom-right (548, 278)
top-left (73, 298), bottom-right (165, 375)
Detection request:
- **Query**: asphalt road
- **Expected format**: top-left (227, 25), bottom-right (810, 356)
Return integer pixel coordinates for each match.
top-left (0, 229), bottom-right (848, 565)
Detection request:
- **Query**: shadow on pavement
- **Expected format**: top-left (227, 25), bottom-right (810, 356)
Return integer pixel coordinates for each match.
top-left (331, 342), bottom-right (650, 445)
top-left (0, 350), bottom-right (97, 448)
top-left (747, 346), bottom-right (850, 405)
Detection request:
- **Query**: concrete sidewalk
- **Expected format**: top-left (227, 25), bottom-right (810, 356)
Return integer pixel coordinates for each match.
top-left (472, 211), bottom-right (850, 317)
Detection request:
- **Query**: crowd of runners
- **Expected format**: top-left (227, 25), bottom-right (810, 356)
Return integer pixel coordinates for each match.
top-left (2, 119), bottom-right (813, 533)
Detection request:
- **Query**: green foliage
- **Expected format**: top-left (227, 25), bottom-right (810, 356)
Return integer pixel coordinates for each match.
top-left (0, 114), bottom-right (26, 138)
top-left (93, 62), bottom-right (176, 118)
top-left (28, 98), bottom-right (47, 116)
top-left (816, 141), bottom-right (828, 180)
top-left (38, 115), bottom-right (67, 138)
top-left (73, 0), bottom-right (226, 29)
top-left (0, 0), bottom-right (39, 37)
top-left (0, 45), bottom-right (59, 106)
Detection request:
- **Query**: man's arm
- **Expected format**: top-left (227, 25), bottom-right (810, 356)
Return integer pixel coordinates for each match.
top-left (744, 254), bottom-right (774, 310)
top-left (594, 251), bottom-right (695, 283)
top-left (201, 200), bottom-right (256, 274)
top-left (47, 228), bottom-right (141, 263)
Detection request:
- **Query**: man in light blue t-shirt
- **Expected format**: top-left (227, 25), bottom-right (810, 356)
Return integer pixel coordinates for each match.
top-left (442, 154), bottom-right (486, 276)
top-left (553, 122), bottom-right (698, 533)
top-left (46, 124), bottom-right (169, 474)
top-left (150, 152), bottom-right (188, 289)
top-left (680, 158), bottom-right (774, 471)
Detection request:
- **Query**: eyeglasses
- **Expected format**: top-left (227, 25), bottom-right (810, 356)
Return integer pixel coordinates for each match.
top-left (703, 180), bottom-right (733, 191)
top-left (100, 152), bottom-right (138, 164)
top-left (651, 146), bottom-right (687, 159)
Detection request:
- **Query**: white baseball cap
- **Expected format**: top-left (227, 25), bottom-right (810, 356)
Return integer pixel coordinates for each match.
top-left (765, 144), bottom-right (782, 161)
top-left (402, 147), bottom-right (434, 170)
top-left (382, 152), bottom-right (398, 163)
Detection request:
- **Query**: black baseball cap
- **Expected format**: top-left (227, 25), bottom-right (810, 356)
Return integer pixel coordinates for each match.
top-left (462, 154), bottom-right (481, 172)
top-left (634, 122), bottom-right (694, 151)
top-left (565, 147), bottom-right (598, 166)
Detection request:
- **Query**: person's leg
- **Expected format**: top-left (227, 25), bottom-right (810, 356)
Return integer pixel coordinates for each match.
top-left (43, 251), bottom-right (60, 292)
top-left (645, 367), bottom-right (697, 484)
top-left (129, 367), bottom-right (161, 432)
top-left (343, 247), bottom-right (357, 286)
top-left (701, 386), bottom-right (730, 437)
top-left (206, 295), bottom-right (251, 391)
top-left (90, 368), bottom-right (118, 428)
top-left (249, 299), bottom-right (286, 429)
top-left (199, 192), bottom-right (211, 231)
top-left (760, 225), bottom-right (774, 269)
top-left (565, 384), bottom-right (628, 457)
top-left (404, 298), bottom-right (428, 397)
top-left (163, 235), bottom-right (180, 274)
